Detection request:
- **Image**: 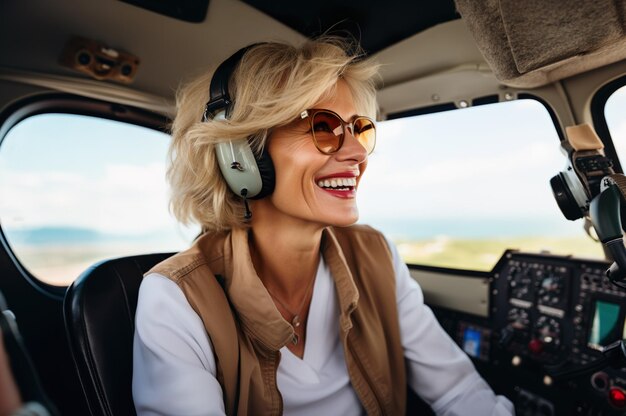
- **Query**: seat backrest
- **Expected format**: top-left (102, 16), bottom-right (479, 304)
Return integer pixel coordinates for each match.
top-left (63, 253), bottom-right (174, 416)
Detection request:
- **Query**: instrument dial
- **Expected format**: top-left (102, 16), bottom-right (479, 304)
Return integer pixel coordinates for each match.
top-left (537, 272), bottom-right (564, 306)
top-left (534, 316), bottom-right (561, 348)
top-left (508, 267), bottom-right (534, 301)
top-left (508, 307), bottom-right (530, 330)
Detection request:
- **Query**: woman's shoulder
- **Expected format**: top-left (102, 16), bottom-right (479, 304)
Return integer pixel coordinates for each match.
top-left (138, 272), bottom-right (191, 313)
top-left (329, 224), bottom-right (397, 257)
top-left (146, 250), bottom-right (208, 283)
top-left (329, 226), bottom-right (411, 285)
top-left (146, 230), bottom-right (229, 283)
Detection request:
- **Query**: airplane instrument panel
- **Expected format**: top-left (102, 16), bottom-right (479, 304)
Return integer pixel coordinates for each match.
top-left (419, 251), bottom-right (626, 416)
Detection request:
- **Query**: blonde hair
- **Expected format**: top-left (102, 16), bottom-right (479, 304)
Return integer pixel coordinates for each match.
top-left (168, 37), bottom-right (380, 231)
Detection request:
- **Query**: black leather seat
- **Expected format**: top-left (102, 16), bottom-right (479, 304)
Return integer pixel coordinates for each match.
top-left (63, 253), bottom-right (174, 416)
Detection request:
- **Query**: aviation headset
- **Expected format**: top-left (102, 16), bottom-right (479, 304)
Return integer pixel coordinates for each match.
top-left (550, 124), bottom-right (614, 221)
top-left (201, 45), bottom-right (275, 218)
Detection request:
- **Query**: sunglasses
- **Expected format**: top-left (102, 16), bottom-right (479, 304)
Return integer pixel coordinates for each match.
top-left (300, 109), bottom-right (376, 155)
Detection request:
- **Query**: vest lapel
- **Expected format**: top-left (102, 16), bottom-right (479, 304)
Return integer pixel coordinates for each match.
top-left (321, 228), bottom-right (360, 331)
top-left (223, 227), bottom-right (294, 350)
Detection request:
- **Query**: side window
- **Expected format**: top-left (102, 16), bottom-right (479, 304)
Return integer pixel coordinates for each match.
top-left (605, 84), bottom-right (626, 157)
top-left (358, 99), bottom-right (604, 271)
top-left (0, 112), bottom-right (197, 286)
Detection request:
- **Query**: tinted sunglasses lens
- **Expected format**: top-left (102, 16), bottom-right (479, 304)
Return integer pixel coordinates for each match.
top-left (354, 117), bottom-right (376, 154)
top-left (311, 111), bottom-right (343, 153)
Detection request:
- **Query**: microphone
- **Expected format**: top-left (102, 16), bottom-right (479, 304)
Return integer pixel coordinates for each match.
top-left (241, 188), bottom-right (252, 220)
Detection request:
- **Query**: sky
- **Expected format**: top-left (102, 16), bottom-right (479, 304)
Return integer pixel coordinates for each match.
top-left (0, 88), bottom-right (625, 241)
top-left (606, 88), bottom-right (626, 155)
top-left (358, 99), bottom-right (564, 221)
top-left (0, 115), bottom-right (197, 247)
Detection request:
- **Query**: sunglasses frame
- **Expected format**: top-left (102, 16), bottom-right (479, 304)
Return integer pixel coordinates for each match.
top-left (300, 108), bottom-right (376, 155)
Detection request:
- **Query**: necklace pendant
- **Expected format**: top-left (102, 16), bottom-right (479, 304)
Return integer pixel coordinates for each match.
top-left (292, 315), bottom-right (301, 328)
top-left (292, 333), bottom-right (299, 345)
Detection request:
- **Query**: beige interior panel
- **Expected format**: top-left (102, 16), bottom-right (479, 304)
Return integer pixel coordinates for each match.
top-left (374, 20), bottom-right (485, 88)
top-left (0, 0), bottom-right (305, 99)
top-left (377, 65), bottom-right (501, 116)
top-left (410, 269), bottom-right (490, 317)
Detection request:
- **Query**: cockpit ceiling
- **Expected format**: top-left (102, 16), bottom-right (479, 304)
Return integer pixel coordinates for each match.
top-left (241, 0), bottom-right (460, 54)
top-left (113, 0), bottom-right (461, 55)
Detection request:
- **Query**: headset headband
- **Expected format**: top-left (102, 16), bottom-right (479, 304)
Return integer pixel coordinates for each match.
top-left (202, 44), bottom-right (263, 122)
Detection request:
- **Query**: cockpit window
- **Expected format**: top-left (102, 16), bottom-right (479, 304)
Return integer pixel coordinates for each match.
top-left (358, 99), bottom-right (605, 271)
top-left (604, 84), bottom-right (626, 159)
top-left (0, 113), bottom-right (198, 286)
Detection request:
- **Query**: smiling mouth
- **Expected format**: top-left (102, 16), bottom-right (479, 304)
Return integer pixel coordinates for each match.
top-left (316, 177), bottom-right (357, 191)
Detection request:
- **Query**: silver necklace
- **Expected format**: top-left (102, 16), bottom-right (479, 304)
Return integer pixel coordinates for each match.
top-left (266, 275), bottom-right (316, 345)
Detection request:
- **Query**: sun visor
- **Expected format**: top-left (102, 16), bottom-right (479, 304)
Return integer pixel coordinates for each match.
top-left (455, 0), bottom-right (626, 88)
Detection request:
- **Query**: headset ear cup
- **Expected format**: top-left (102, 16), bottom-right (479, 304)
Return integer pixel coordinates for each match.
top-left (550, 173), bottom-right (584, 220)
top-left (251, 146), bottom-right (275, 199)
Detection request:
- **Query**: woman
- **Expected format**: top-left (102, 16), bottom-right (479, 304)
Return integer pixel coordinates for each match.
top-left (0, 330), bottom-right (23, 416)
top-left (132, 38), bottom-right (514, 415)
top-left (0, 301), bottom-right (53, 416)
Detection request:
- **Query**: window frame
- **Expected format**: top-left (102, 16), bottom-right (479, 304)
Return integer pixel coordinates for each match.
top-left (381, 95), bottom-right (569, 274)
top-left (590, 74), bottom-right (626, 174)
top-left (0, 93), bottom-right (169, 298)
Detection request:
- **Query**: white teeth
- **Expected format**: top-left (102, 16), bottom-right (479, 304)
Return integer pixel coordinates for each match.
top-left (317, 177), bottom-right (357, 189)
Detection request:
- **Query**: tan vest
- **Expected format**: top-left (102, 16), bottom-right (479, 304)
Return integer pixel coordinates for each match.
top-left (148, 225), bottom-right (406, 415)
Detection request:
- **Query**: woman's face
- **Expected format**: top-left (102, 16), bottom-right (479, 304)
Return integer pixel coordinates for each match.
top-left (259, 80), bottom-right (369, 228)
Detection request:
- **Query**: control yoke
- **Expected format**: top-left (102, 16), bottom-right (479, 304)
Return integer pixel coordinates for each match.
top-left (589, 175), bottom-right (626, 286)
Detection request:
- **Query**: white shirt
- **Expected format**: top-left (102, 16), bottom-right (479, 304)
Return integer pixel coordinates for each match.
top-left (133, 238), bottom-right (514, 416)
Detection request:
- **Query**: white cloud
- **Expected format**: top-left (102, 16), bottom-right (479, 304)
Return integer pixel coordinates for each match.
top-left (0, 162), bottom-right (177, 234)
top-left (358, 138), bottom-right (564, 219)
